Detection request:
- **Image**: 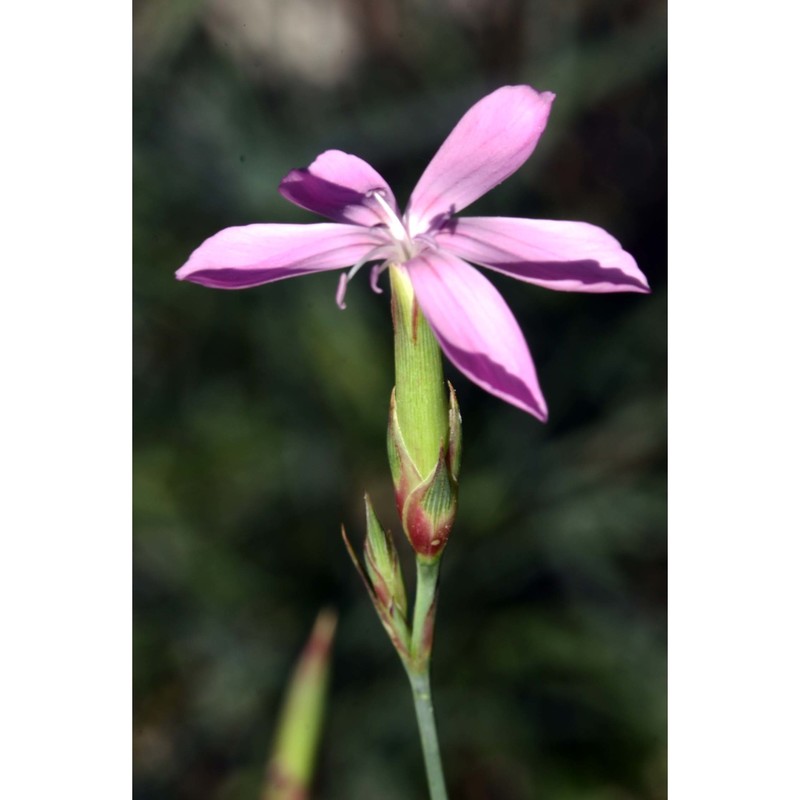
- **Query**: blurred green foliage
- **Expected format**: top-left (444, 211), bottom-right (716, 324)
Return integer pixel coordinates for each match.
top-left (134, 1), bottom-right (666, 798)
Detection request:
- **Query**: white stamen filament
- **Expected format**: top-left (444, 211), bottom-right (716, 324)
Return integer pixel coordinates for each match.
top-left (370, 262), bottom-right (389, 293)
top-left (336, 242), bottom-right (394, 309)
top-left (367, 189), bottom-right (410, 244)
top-left (336, 273), bottom-right (349, 309)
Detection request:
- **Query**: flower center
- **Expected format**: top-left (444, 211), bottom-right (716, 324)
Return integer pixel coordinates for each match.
top-left (367, 189), bottom-right (415, 258)
top-left (336, 188), bottom-right (436, 309)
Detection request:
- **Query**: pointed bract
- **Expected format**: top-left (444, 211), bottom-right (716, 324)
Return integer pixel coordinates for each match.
top-left (446, 382), bottom-right (462, 478)
top-left (402, 448), bottom-right (458, 560)
top-left (387, 388), bottom-right (422, 514)
top-left (388, 382), bottom-right (461, 560)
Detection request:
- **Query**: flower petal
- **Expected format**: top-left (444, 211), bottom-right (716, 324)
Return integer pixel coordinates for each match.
top-left (175, 223), bottom-right (382, 289)
top-left (405, 250), bottom-right (547, 420)
top-left (436, 216), bottom-right (650, 293)
top-left (406, 86), bottom-right (555, 237)
top-left (279, 150), bottom-right (398, 226)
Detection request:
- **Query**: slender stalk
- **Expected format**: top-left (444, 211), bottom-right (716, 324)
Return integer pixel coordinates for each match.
top-left (406, 667), bottom-right (449, 800)
top-left (405, 558), bottom-right (449, 800)
top-left (410, 559), bottom-right (439, 665)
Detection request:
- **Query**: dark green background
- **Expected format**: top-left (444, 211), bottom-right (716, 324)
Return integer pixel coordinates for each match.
top-left (134, 1), bottom-right (666, 797)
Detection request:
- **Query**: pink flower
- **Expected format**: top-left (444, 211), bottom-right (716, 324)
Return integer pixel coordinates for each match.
top-left (176, 86), bottom-right (649, 420)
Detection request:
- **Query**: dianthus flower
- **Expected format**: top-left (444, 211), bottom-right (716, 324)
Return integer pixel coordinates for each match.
top-left (177, 86), bottom-right (649, 419)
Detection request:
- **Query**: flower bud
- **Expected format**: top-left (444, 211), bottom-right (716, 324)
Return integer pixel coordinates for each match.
top-left (363, 495), bottom-right (408, 620)
top-left (341, 497), bottom-right (410, 657)
top-left (263, 609), bottom-right (336, 800)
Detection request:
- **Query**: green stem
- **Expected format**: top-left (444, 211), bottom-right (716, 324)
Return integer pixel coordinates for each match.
top-left (386, 264), bottom-right (452, 798)
top-left (406, 667), bottom-right (449, 800)
top-left (410, 559), bottom-right (439, 665)
top-left (405, 558), bottom-right (448, 799)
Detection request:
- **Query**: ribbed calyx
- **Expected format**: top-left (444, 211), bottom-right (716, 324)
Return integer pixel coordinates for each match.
top-left (388, 265), bottom-right (462, 561)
